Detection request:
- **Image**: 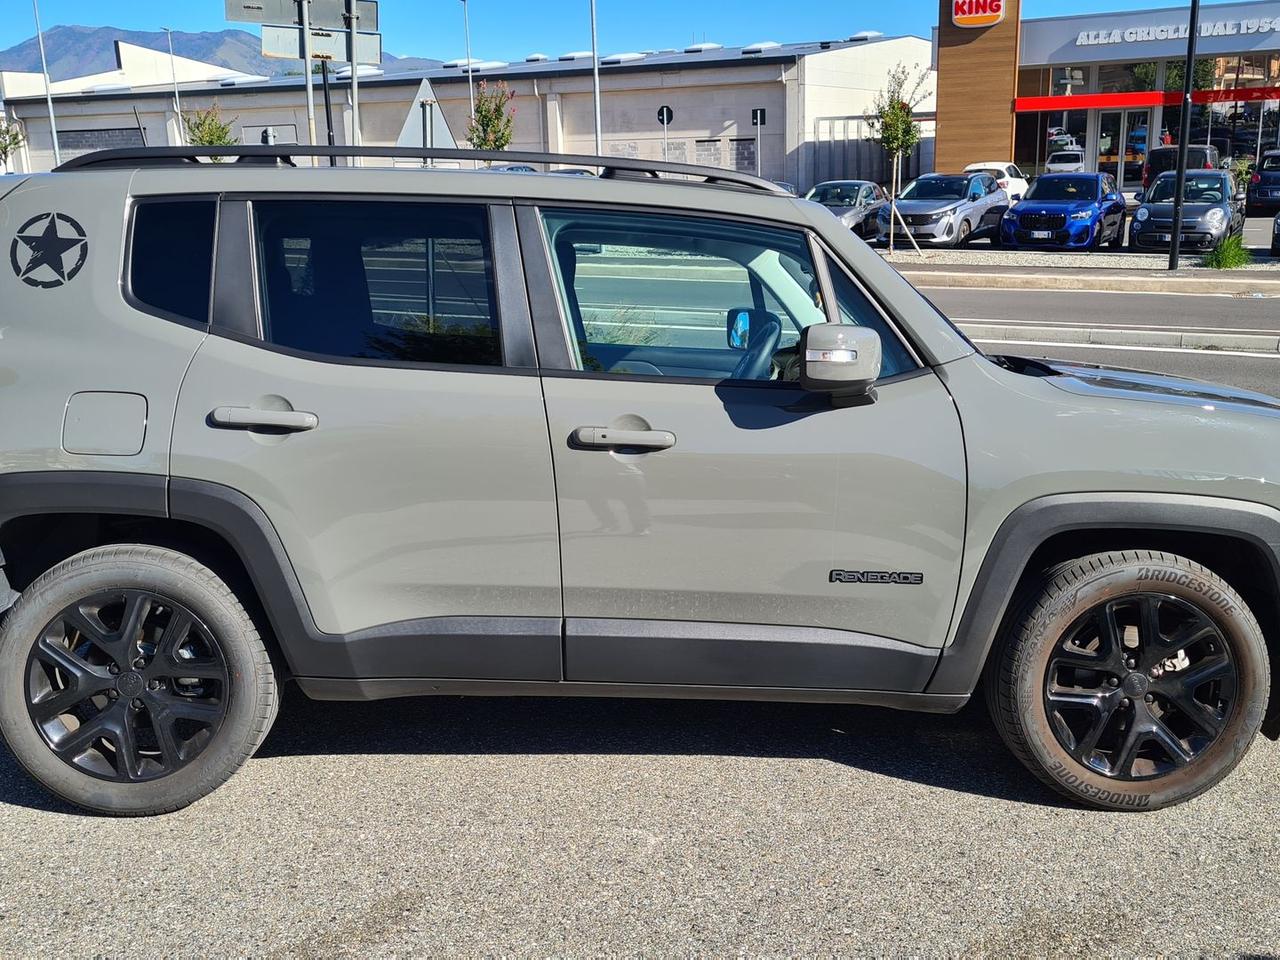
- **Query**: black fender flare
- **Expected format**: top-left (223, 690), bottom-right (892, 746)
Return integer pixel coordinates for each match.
top-left (926, 493), bottom-right (1280, 715)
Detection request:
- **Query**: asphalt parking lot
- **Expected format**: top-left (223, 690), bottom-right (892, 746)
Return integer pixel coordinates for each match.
top-left (2, 688), bottom-right (1279, 956)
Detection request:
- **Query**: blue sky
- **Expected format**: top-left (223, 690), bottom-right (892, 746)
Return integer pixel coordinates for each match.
top-left (2, 1), bottom-right (1250, 59)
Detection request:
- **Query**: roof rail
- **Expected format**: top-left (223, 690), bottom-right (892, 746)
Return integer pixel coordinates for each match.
top-left (54, 145), bottom-right (792, 196)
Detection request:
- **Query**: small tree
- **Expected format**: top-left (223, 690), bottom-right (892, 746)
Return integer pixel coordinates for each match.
top-left (466, 80), bottom-right (516, 153)
top-left (183, 104), bottom-right (239, 159)
top-left (0, 120), bottom-right (24, 169)
top-left (867, 64), bottom-right (931, 254)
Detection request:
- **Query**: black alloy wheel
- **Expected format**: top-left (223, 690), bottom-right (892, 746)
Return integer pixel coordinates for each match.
top-left (1043, 593), bottom-right (1235, 781)
top-left (24, 589), bottom-right (230, 783)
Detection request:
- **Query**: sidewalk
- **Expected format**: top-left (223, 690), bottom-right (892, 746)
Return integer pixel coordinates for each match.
top-left (894, 259), bottom-right (1280, 296)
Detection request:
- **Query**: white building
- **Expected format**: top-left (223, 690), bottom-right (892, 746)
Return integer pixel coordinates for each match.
top-left (2, 33), bottom-right (936, 191)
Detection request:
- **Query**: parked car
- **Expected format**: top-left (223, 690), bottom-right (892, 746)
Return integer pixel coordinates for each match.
top-left (2, 144), bottom-right (1280, 818)
top-left (804, 180), bottom-right (886, 238)
top-left (1130, 169), bottom-right (1245, 250)
top-left (876, 172), bottom-right (1007, 246)
top-left (488, 163), bottom-right (538, 173)
top-left (1045, 149), bottom-right (1087, 173)
top-left (771, 180), bottom-right (799, 196)
top-left (964, 162), bottom-right (1031, 202)
top-left (1273, 211), bottom-right (1280, 255)
top-left (1143, 144), bottom-right (1222, 189)
top-left (552, 167), bottom-right (597, 177)
top-left (999, 172), bottom-right (1127, 250)
top-left (1246, 150), bottom-right (1280, 216)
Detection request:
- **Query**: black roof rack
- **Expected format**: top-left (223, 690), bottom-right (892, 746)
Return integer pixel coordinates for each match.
top-left (54, 145), bottom-right (792, 196)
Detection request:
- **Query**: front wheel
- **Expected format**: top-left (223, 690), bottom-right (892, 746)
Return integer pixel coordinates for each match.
top-left (986, 550), bottom-right (1269, 811)
top-left (953, 219), bottom-right (972, 248)
top-left (0, 546), bottom-right (278, 816)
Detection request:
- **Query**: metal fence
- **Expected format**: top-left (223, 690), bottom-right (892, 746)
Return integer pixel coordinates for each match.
top-left (811, 115), bottom-right (936, 188)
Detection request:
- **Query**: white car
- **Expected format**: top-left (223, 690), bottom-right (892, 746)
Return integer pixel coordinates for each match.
top-left (1045, 149), bottom-right (1087, 173)
top-left (964, 161), bottom-right (1030, 203)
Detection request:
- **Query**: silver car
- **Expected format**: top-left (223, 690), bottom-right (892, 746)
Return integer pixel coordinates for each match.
top-left (876, 172), bottom-right (1008, 246)
top-left (804, 180), bottom-right (887, 239)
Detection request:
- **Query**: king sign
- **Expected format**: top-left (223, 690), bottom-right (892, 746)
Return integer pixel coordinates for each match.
top-left (953, 0), bottom-right (1005, 28)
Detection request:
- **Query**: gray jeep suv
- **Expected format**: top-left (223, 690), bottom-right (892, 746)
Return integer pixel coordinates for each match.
top-left (0, 146), bottom-right (1276, 816)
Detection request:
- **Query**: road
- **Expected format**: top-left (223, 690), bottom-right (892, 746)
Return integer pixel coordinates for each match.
top-left (3, 282), bottom-right (1280, 957)
top-left (926, 286), bottom-right (1280, 394)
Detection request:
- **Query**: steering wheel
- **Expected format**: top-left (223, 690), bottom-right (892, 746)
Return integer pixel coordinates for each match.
top-left (729, 317), bottom-right (783, 382)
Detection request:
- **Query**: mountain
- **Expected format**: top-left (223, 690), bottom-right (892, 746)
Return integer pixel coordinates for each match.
top-left (0, 25), bottom-right (441, 80)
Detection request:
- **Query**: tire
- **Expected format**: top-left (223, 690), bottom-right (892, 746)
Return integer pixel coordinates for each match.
top-left (953, 219), bottom-right (972, 248)
top-left (986, 550), bottom-right (1269, 811)
top-left (0, 545), bottom-right (278, 816)
top-left (1109, 216), bottom-right (1126, 249)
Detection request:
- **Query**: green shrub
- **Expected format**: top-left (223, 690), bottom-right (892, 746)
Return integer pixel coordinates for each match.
top-left (1203, 233), bottom-right (1252, 270)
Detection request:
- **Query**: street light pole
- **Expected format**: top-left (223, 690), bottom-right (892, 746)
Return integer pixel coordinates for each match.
top-left (300, 0), bottom-right (318, 153)
top-left (1169, 0), bottom-right (1201, 271)
top-left (589, 0), bottom-right (602, 155)
top-left (461, 0), bottom-right (475, 121)
top-left (346, 0), bottom-right (361, 151)
top-left (31, 0), bottom-right (60, 167)
top-left (163, 28), bottom-right (184, 145)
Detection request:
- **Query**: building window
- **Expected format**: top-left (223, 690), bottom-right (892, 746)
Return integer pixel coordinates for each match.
top-left (1098, 62), bottom-right (1158, 94)
top-left (130, 200), bottom-right (217, 325)
top-left (253, 200), bottom-right (502, 367)
top-left (1050, 66), bottom-right (1088, 96)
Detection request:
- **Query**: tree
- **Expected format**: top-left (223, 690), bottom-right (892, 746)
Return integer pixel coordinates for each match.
top-left (0, 120), bottom-right (24, 168)
top-left (867, 64), bottom-right (931, 254)
top-left (183, 104), bottom-right (239, 159)
top-left (465, 81), bottom-right (516, 152)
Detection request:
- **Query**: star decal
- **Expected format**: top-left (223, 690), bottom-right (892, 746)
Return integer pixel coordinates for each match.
top-left (9, 213), bottom-right (89, 289)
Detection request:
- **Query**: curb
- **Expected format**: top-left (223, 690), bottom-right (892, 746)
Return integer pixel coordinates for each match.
top-left (957, 321), bottom-right (1280, 353)
top-left (900, 270), bottom-right (1280, 296)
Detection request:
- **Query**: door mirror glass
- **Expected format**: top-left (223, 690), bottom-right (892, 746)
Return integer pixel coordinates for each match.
top-left (799, 323), bottom-right (882, 405)
top-left (727, 309), bottom-right (752, 350)
top-left (1135, 191), bottom-right (1144, 203)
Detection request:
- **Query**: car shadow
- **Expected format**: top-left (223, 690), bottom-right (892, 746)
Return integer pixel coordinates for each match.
top-left (0, 690), bottom-right (1067, 815)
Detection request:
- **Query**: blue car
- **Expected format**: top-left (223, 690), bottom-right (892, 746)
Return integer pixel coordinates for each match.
top-left (1000, 172), bottom-right (1128, 250)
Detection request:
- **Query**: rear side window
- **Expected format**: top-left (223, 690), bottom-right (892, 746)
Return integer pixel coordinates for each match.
top-left (130, 200), bottom-right (217, 325)
top-left (252, 200), bottom-right (501, 367)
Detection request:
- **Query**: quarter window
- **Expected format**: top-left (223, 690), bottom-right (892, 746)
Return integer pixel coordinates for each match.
top-left (252, 201), bottom-right (501, 366)
top-left (130, 199), bottom-right (217, 325)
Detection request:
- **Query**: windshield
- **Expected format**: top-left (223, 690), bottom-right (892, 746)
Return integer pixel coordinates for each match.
top-left (1023, 177), bottom-right (1098, 202)
top-left (900, 176), bottom-right (969, 201)
top-left (1146, 175), bottom-right (1228, 203)
top-left (806, 183), bottom-right (863, 206)
top-left (1261, 155), bottom-right (1280, 172)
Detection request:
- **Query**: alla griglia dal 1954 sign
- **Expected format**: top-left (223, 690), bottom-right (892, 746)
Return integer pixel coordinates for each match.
top-left (953, 0), bottom-right (1005, 29)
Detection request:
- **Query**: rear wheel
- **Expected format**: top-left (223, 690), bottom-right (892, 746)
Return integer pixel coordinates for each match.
top-left (987, 551), bottom-right (1268, 810)
top-left (0, 546), bottom-right (278, 816)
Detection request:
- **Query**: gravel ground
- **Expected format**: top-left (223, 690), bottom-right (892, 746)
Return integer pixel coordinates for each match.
top-left (881, 246), bottom-right (1280, 271)
top-left (2, 690), bottom-right (1278, 957)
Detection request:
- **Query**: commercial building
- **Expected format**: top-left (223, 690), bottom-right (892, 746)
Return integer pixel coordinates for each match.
top-left (935, 0), bottom-right (1280, 188)
top-left (1, 32), bottom-right (936, 193)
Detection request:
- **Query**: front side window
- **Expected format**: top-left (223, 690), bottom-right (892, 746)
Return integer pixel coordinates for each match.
top-left (253, 201), bottom-right (501, 366)
top-left (540, 208), bottom-right (916, 383)
top-left (130, 199), bottom-right (217, 325)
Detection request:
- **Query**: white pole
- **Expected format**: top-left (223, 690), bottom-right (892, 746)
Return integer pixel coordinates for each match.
top-left (32, 0), bottom-right (60, 167)
top-left (347, 0), bottom-right (361, 155)
top-left (300, 0), bottom-right (318, 155)
top-left (164, 28), bottom-right (183, 145)
top-left (462, 0), bottom-right (475, 121)
top-left (590, 0), bottom-right (602, 155)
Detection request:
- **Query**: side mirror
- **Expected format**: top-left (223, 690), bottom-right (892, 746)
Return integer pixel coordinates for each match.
top-left (1134, 191), bottom-right (1144, 203)
top-left (727, 309), bottom-right (751, 350)
top-left (1236, 191), bottom-right (1247, 202)
top-left (969, 190), bottom-right (983, 202)
top-left (799, 324), bottom-right (881, 406)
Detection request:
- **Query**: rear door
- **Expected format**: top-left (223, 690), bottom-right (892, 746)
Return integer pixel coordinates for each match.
top-left (521, 204), bottom-right (967, 692)
top-left (172, 195), bottom-right (562, 679)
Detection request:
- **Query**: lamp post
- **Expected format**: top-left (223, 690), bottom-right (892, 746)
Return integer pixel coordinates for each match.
top-left (162, 27), bottom-right (184, 145)
top-left (1169, 0), bottom-right (1201, 271)
top-left (31, 0), bottom-right (60, 167)
top-left (589, 0), bottom-right (602, 156)
top-left (461, 0), bottom-right (475, 120)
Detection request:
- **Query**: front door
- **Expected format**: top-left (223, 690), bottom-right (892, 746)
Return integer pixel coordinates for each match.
top-left (525, 205), bottom-right (967, 692)
top-left (1099, 109), bottom-right (1151, 191)
top-left (172, 197), bottom-right (562, 679)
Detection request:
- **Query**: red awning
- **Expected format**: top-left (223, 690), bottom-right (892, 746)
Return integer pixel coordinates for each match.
top-left (1015, 85), bottom-right (1280, 113)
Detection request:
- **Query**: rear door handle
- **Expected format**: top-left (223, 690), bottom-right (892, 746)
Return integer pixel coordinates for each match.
top-left (572, 427), bottom-right (676, 450)
top-left (210, 406), bottom-right (319, 432)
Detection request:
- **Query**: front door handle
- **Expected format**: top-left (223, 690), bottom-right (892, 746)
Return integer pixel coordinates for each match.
top-left (210, 406), bottom-right (319, 432)
top-left (572, 426), bottom-right (676, 450)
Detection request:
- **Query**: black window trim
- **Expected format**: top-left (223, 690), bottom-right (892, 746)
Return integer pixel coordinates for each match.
top-left (123, 193), bottom-right (221, 331)
top-left (524, 201), bottom-right (925, 389)
top-left (208, 193), bottom-right (536, 374)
